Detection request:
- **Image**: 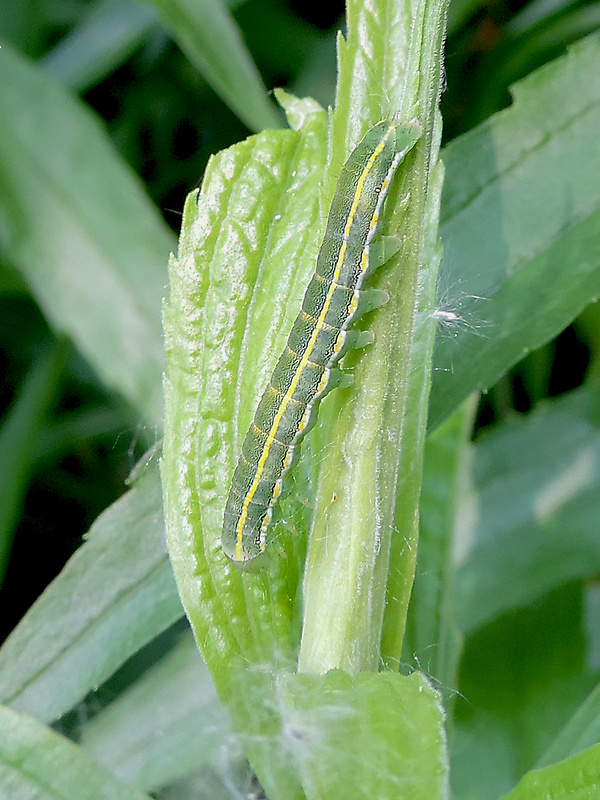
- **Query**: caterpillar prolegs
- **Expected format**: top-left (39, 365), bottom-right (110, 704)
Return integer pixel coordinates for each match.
top-left (222, 118), bottom-right (422, 564)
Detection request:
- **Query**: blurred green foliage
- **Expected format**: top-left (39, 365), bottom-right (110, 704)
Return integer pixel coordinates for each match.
top-left (0, 0), bottom-right (599, 797)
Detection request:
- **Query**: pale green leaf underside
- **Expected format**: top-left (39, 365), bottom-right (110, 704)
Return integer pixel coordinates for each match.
top-left (0, 45), bottom-right (172, 426)
top-left (0, 704), bottom-right (152, 800)
top-left (0, 468), bottom-right (179, 723)
top-left (79, 632), bottom-right (229, 792)
top-left (456, 383), bottom-right (600, 634)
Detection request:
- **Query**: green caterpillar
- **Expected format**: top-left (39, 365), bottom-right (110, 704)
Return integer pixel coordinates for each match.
top-left (222, 118), bottom-right (421, 564)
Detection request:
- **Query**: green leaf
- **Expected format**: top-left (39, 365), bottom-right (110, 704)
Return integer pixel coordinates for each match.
top-left (0, 339), bottom-right (68, 588)
top-left (537, 679), bottom-right (600, 768)
top-left (455, 383), bottom-right (600, 636)
top-left (0, 467), bottom-right (181, 723)
top-left (452, 585), bottom-right (590, 799)
top-left (230, 669), bottom-right (448, 800)
top-left (498, 742), bottom-right (600, 800)
top-left (145, 0), bottom-right (281, 132)
top-left (0, 44), bottom-right (173, 426)
top-left (429, 31), bottom-right (600, 431)
top-left (163, 100), bottom-right (328, 695)
top-left (478, 7), bottom-right (600, 125)
top-left (80, 632), bottom-right (229, 792)
top-left (0, 703), bottom-right (152, 800)
top-left (42, 0), bottom-right (159, 93)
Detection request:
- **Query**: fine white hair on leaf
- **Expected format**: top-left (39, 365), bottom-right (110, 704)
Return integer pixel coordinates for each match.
top-left (432, 259), bottom-right (491, 337)
top-left (431, 293), bottom-right (490, 336)
top-left (431, 309), bottom-right (464, 327)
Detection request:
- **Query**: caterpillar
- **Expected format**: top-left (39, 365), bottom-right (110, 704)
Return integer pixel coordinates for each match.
top-left (222, 118), bottom-right (422, 564)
